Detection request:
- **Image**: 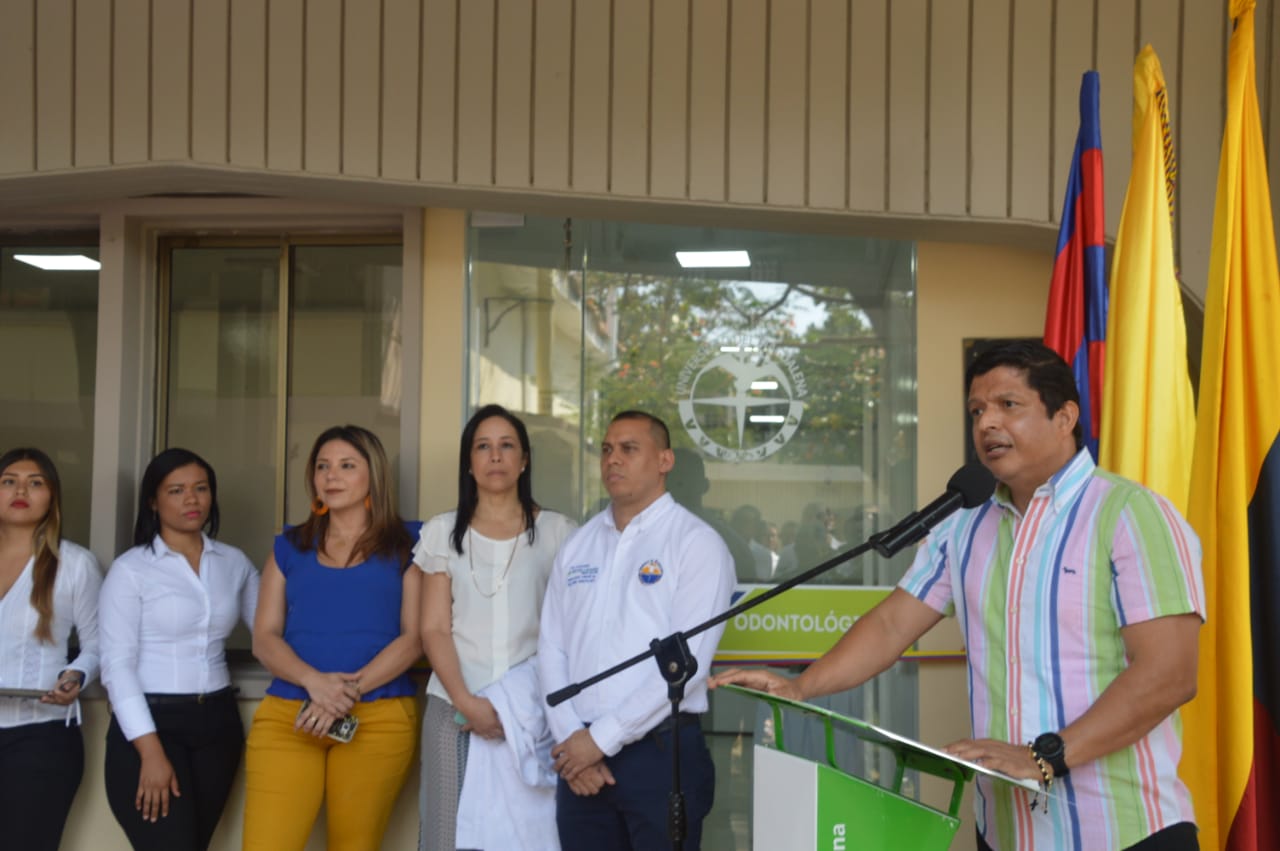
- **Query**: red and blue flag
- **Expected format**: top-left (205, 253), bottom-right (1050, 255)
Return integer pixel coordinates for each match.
top-left (1044, 71), bottom-right (1107, 460)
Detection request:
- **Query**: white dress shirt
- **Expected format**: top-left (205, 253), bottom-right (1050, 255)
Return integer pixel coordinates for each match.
top-left (415, 510), bottom-right (576, 703)
top-left (99, 534), bottom-right (259, 741)
top-left (0, 540), bottom-right (102, 727)
top-left (538, 493), bottom-right (735, 757)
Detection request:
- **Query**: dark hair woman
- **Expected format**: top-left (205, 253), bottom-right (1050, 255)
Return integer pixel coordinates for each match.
top-left (416, 405), bottom-right (576, 851)
top-left (244, 425), bottom-right (422, 850)
top-left (99, 448), bottom-right (259, 850)
top-left (0, 447), bottom-right (102, 851)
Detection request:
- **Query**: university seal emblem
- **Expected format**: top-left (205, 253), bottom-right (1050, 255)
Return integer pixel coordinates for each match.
top-left (675, 344), bottom-right (807, 462)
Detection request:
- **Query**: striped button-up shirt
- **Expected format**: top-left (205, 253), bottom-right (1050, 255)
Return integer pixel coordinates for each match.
top-left (900, 449), bottom-right (1204, 850)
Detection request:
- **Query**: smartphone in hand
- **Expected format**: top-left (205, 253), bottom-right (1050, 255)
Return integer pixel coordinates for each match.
top-left (297, 700), bottom-right (359, 743)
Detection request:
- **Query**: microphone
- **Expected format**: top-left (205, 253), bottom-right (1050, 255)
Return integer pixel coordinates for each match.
top-left (868, 463), bottom-right (996, 557)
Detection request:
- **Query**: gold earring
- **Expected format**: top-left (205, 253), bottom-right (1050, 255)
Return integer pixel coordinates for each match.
top-left (311, 499), bottom-right (328, 516)
top-left (364, 495), bottom-right (372, 510)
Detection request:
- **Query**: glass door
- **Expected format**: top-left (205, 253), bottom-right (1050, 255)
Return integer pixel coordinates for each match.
top-left (159, 238), bottom-right (404, 563)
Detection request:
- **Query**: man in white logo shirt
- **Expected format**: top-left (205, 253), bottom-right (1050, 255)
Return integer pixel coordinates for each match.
top-left (538, 411), bottom-right (736, 850)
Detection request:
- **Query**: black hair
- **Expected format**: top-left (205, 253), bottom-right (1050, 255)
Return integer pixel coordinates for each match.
top-left (964, 340), bottom-right (1084, 449)
top-left (610, 410), bottom-right (672, 449)
top-left (450, 405), bottom-right (538, 555)
top-left (134, 448), bottom-right (220, 547)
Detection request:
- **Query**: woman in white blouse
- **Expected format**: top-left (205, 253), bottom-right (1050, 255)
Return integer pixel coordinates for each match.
top-left (0, 447), bottom-right (101, 851)
top-left (417, 405), bottom-right (576, 851)
top-left (99, 448), bottom-right (259, 851)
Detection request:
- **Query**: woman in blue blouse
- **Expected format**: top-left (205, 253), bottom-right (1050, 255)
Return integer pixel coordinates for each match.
top-left (244, 425), bottom-right (421, 851)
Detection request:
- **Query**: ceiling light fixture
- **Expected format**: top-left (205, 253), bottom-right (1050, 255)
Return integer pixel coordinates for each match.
top-left (14, 254), bottom-right (101, 271)
top-left (675, 250), bottom-right (750, 269)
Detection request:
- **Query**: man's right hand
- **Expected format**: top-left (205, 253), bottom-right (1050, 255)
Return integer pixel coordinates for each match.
top-left (567, 762), bottom-right (616, 796)
top-left (709, 668), bottom-right (803, 700)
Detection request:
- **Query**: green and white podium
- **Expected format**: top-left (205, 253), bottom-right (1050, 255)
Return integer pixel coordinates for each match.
top-left (723, 685), bottom-right (1041, 850)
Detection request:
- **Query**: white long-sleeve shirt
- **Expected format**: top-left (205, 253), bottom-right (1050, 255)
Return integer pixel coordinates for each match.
top-left (0, 540), bottom-right (102, 727)
top-left (538, 493), bottom-right (735, 757)
top-left (99, 534), bottom-right (259, 741)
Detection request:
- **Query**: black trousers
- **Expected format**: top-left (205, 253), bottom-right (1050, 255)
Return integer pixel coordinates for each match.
top-left (104, 693), bottom-right (244, 851)
top-left (978, 821), bottom-right (1199, 851)
top-left (0, 719), bottom-right (84, 851)
top-left (556, 719), bottom-right (716, 851)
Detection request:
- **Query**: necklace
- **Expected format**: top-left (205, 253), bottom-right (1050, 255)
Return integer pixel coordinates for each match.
top-left (467, 527), bottom-right (520, 598)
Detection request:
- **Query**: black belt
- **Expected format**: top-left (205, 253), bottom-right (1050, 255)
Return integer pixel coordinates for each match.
top-left (145, 686), bottom-right (236, 706)
top-left (647, 712), bottom-right (701, 738)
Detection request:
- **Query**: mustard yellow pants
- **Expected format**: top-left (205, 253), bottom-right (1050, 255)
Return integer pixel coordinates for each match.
top-left (242, 695), bottom-right (417, 851)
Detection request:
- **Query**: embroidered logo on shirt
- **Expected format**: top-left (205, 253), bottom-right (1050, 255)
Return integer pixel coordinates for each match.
top-left (567, 564), bottom-right (600, 587)
top-left (638, 560), bottom-right (663, 585)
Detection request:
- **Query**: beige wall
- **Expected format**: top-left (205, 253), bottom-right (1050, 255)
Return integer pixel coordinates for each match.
top-left (2, 0), bottom-right (1277, 304)
top-left (418, 207), bottom-right (467, 519)
top-left (912, 239), bottom-right (1055, 849)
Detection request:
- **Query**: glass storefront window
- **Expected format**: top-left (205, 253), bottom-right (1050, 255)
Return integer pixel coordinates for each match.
top-left (467, 215), bottom-right (920, 849)
top-left (0, 244), bottom-right (99, 545)
top-left (161, 240), bottom-right (403, 563)
top-left (467, 216), bottom-right (917, 584)
top-left (164, 246), bottom-right (281, 559)
top-left (285, 245), bottom-right (404, 522)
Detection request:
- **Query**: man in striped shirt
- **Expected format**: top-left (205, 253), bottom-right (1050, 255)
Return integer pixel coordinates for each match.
top-left (714, 341), bottom-right (1204, 850)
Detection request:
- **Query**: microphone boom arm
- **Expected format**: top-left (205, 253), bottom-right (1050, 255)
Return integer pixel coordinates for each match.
top-left (546, 539), bottom-right (877, 707)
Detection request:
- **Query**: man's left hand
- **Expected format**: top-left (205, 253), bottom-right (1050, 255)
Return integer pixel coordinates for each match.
top-left (567, 762), bottom-right (616, 796)
top-left (552, 728), bottom-right (605, 782)
top-left (943, 738), bottom-right (1042, 781)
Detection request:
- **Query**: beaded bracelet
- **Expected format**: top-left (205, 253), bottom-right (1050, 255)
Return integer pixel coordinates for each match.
top-left (1027, 742), bottom-right (1054, 811)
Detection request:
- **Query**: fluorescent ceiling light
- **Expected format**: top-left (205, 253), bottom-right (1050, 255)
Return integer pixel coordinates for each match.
top-left (675, 250), bottom-right (750, 269)
top-left (14, 254), bottom-right (101, 271)
top-left (749, 415), bottom-right (786, 424)
top-left (750, 381), bottom-right (779, 390)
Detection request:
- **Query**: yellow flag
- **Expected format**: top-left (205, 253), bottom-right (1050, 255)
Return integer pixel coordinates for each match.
top-left (1180, 1), bottom-right (1280, 849)
top-left (1098, 46), bottom-right (1194, 514)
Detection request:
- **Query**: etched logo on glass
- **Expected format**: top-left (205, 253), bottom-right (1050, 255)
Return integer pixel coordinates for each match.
top-left (676, 343), bottom-right (807, 462)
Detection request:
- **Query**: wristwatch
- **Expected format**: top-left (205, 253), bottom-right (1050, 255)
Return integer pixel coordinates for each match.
top-left (1032, 731), bottom-right (1069, 778)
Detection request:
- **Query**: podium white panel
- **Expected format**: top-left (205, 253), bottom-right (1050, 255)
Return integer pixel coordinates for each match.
top-left (753, 747), bottom-right (819, 850)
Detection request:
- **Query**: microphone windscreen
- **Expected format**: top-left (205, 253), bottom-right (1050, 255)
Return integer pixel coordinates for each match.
top-left (947, 463), bottom-right (997, 508)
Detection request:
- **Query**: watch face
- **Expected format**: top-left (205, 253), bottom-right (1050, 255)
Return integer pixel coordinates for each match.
top-left (1035, 732), bottom-right (1064, 757)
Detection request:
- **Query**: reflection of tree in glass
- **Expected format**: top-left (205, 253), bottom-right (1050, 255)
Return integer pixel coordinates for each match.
top-left (586, 273), bottom-right (882, 467)
top-left (587, 272), bottom-right (771, 435)
top-left (776, 286), bottom-right (883, 466)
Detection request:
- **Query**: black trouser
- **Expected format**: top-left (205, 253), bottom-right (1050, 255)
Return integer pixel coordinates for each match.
top-left (104, 691), bottom-right (244, 851)
top-left (978, 821), bottom-right (1199, 851)
top-left (556, 716), bottom-right (716, 851)
top-left (0, 719), bottom-right (84, 851)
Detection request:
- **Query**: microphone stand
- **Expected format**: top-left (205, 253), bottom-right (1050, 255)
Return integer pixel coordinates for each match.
top-left (548, 537), bottom-right (881, 850)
